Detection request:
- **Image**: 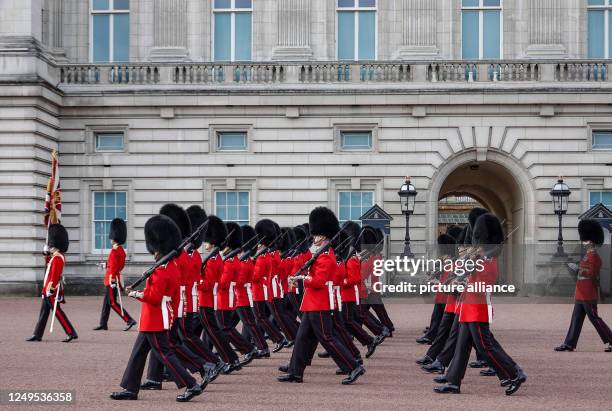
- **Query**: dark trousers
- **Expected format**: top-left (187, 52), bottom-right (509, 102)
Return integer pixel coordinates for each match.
top-left (288, 311), bottom-right (358, 378)
top-left (342, 302), bottom-right (374, 346)
top-left (269, 298), bottom-right (299, 341)
top-left (199, 307), bottom-right (238, 364)
top-left (32, 296), bottom-right (76, 339)
top-left (437, 314), bottom-right (460, 367)
top-left (445, 322), bottom-right (518, 386)
top-left (236, 306), bottom-right (268, 351)
top-left (180, 313), bottom-right (219, 364)
top-left (253, 301), bottom-right (284, 343)
top-left (370, 301), bottom-right (395, 331)
top-left (286, 293), bottom-right (300, 320)
top-left (98, 286), bottom-right (134, 327)
top-left (332, 309), bottom-right (361, 359)
top-left (564, 302), bottom-right (612, 348)
top-left (120, 331), bottom-right (196, 393)
top-left (360, 303), bottom-right (384, 335)
top-left (423, 303), bottom-right (445, 340)
top-left (426, 312), bottom-right (455, 360)
top-left (217, 309), bottom-right (254, 354)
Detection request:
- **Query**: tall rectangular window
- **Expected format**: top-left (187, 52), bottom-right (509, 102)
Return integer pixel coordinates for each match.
top-left (337, 0), bottom-right (377, 60)
top-left (213, 0), bottom-right (252, 61)
top-left (338, 191), bottom-right (374, 223)
top-left (215, 191), bottom-right (249, 225)
top-left (589, 191), bottom-right (612, 208)
top-left (91, 0), bottom-right (130, 63)
top-left (461, 0), bottom-right (502, 59)
top-left (588, 0), bottom-right (612, 58)
top-left (93, 191), bottom-right (127, 251)
top-left (592, 130), bottom-right (612, 149)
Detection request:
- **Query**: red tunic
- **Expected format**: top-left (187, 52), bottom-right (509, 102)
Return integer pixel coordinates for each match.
top-left (290, 250), bottom-right (312, 294)
top-left (269, 250), bottom-right (283, 299)
top-left (360, 255), bottom-right (375, 299)
top-left (236, 259), bottom-right (253, 307)
top-left (199, 253), bottom-right (223, 309)
top-left (279, 257), bottom-right (292, 295)
top-left (252, 252), bottom-right (270, 302)
top-left (217, 255), bottom-right (239, 310)
top-left (333, 260), bottom-right (345, 309)
top-left (104, 246), bottom-right (126, 287)
top-left (135, 260), bottom-right (178, 332)
top-left (575, 249), bottom-right (602, 302)
top-left (458, 257), bottom-right (497, 323)
top-left (183, 249), bottom-right (202, 314)
top-left (300, 248), bottom-right (336, 312)
top-left (42, 253), bottom-right (65, 300)
top-left (341, 255), bottom-right (361, 303)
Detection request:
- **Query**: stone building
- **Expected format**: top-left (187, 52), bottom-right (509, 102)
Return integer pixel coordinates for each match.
top-left (1, 0), bottom-right (611, 295)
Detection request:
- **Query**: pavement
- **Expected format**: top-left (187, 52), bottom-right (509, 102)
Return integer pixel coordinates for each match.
top-left (0, 297), bottom-right (610, 410)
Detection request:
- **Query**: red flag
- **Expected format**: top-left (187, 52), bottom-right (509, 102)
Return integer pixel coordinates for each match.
top-left (44, 150), bottom-right (62, 228)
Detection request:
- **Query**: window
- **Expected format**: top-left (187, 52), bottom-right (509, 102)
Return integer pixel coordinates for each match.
top-left (93, 191), bottom-right (127, 251)
top-left (95, 132), bottom-right (124, 152)
top-left (215, 191), bottom-right (249, 225)
top-left (91, 0), bottom-right (130, 63)
top-left (338, 191), bottom-right (374, 223)
top-left (340, 131), bottom-right (372, 151)
top-left (337, 0), bottom-right (377, 60)
top-left (589, 191), bottom-right (612, 208)
top-left (587, 0), bottom-right (612, 58)
top-left (593, 130), bottom-right (612, 149)
top-left (461, 0), bottom-right (502, 59)
top-left (213, 0), bottom-right (252, 61)
top-left (217, 132), bottom-right (247, 151)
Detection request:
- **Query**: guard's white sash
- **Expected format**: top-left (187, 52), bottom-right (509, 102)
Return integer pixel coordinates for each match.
top-left (213, 282), bottom-right (219, 311)
top-left (272, 275), bottom-right (279, 298)
top-left (246, 283), bottom-right (254, 307)
top-left (161, 296), bottom-right (172, 330)
top-left (354, 285), bottom-right (360, 305)
top-left (178, 285), bottom-right (185, 318)
top-left (191, 282), bottom-right (198, 313)
top-left (263, 284), bottom-right (268, 301)
top-left (326, 281), bottom-right (334, 311)
top-left (335, 286), bottom-right (342, 312)
top-left (229, 281), bottom-right (236, 308)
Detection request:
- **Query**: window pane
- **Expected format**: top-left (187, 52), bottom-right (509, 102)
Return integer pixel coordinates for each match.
top-left (338, 0), bottom-right (355, 7)
top-left (116, 191), bottom-right (126, 204)
top-left (235, 0), bottom-right (252, 8)
top-left (216, 191), bottom-right (226, 206)
top-left (362, 191), bottom-right (373, 206)
top-left (603, 192), bottom-right (612, 207)
top-left (105, 191), bottom-right (116, 204)
top-left (215, 0), bottom-right (231, 8)
top-left (589, 192), bottom-right (600, 207)
top-left (483, 0), bottom-right (500, 6)
top-left (96, 133), bottom-right (124, 151)
top-left (113, 14), bottom-right (130, 61)
top-left (94, 191), bottom-right (104, 206)
top-left (93, 0), bottom-right (109, 10)
top-left (239, 205), bottom-right (249, 221)
top-left (358, 11), bottom-right (376, 60)
top-left (593, 131), bottom-right (612, 149)
top-left (461, 11), bottom-right (479, 59)
top-left (588, 0), bottom-right (605, 5)
top-left (588, 10), bottom-right (605, 58)
top-left (93, 14), bottom-right (110, 62)
top-left (462, 0), bottom-right (479, 6)
top-left (113, 0), bottom-right (130, 10)
top-left (339, 206), bottom-right (350, 221)
top-left (338, 11), bottom-right (355, 60)
top-left (359, 0), bottom-right (376, 6)
top-left (227, 205), bottom-right (238, 220)
top-left (341, 131), bottom-right (372, 150)
top-left (214, 13), bottom-right (231, 61)
top-left (239, 191), bottom-right (249, 205)
top-left (483, 10), bottom-right (500, 59)
top-left (227, 191), bottom-right (238, 206)
top-left (339, 191), bottom-right (350, 204)
top-left (350, 192), bottom-right (361, 204)
top-left (235, 12), bottom-right (252, 60)
top-left (94, 206), bottom-right (104, 220)
top-left (218, 132), bottom-right (247, 150)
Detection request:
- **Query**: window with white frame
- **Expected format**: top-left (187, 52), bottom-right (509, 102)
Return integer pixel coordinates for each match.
top-left (215, 191), bottom-right (250, 225)
top-left (217, 131), bottom-right (248, 151)
top-left (213, 0), bottom-right (252, 61)
top-left (337, 0), bottom-right (377, 61)
top-left (592, 130), bottom-right (612, 149)
top-left (93, 191), bottom-right (127, 251)
top-left (91, 0), bottom-right (130, 63)
top-left (338, 191), bottom-right (374, 223)
top-left (588, 1), bottom-right (612, 58)
top-left (589, 191), bottom-right (612, 208)
top-left (340, 131), bottom-right (373, 151)
top-left (95, 132), bottom-right (124, 152)
top-left (461, 0), bottom-right (502, 59)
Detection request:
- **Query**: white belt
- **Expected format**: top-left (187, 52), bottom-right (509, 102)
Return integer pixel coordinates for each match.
top-left (161, 296), bottom-right (172, 330)
top-left (335, 285), bottom-right (342, 312)
top-left (229, 281), bottom-right (236, 309)
top-left (354, 285), bottom-right (360, 305)
top-left (213, 282), bottom-right (219, 311)
top-left (246, 283), bottom-right (254, 308)
top-left (326, 281), bottom-right (334, 311)
top-left (263, 284), bottom-right (268, 301)
top-left (191, 282), bottom-right (198, 313)
top-left (178, 285), bottom-right (185, 318)
top-left (272, 275), bottom-right (279, 298)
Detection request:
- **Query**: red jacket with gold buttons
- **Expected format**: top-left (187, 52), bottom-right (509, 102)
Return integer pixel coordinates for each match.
top-left (236, 259), bottom-right (253, 307)
top-left (199, 253), bottom-right (223, 308)
top-left (252, 252), bottom-right (270, 302)
top-left (104, 246), bottom-right (126, 287)
top-left (341, 255), bottom-right (361, 303)
top-left (183, 249), bottom-right (202, 314)
top-left (136, 260), bottom-right (179, 332)
top-left (575, 249), bottom-right (601, 302)
top-left (217, 255), bottom-right (238, 310)
top-left (269, 250), bottom-right (283, 299)
top-left (42, 253), bottom-right (65, 300)
top-left (300, 247), bottom-right (336, 312)
top-left (458, 257), bottom-right (497, 323)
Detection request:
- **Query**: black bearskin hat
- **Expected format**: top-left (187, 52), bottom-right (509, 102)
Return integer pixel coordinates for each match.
top-left (279, 227), bottom-right (296, 253)
top-left (293, 225), bottom-right (308, 252)
top-left (309, 207), bottom-right (340, 239)
top-left (343, 221), bottom-right (361, 251)
top-left (272, 221), bottom-right (282, 250)
top-left (300, 223), bottom-right (310, 237)
top-left (456, 225), bottom-right (468, 245)
top-left (374, 228), bottom-right (385, 254)
top-left (360, 225), bottom-right (378, 251)
top-left (255, 219), bottom-right (277, 246)
top-left (241, 225), bottom-right (257, 253)
top-left (48, 224), bottom-right (69, 253)
top-left (437, 233), bottom-right (457, 258)
top-left (145, 215), bottom-right (181, 256)
top-left (463, 225), bottom-right (473, 245)
top-left (109, 218), bottom-right (127, 245)
top-left (578, 219), bottom-right (604, 245)
top-left (225, 222), bottom-right (243, 250)
top-left (333, 228), bottom-right (350, 260)
top-left (472, 213), bottom-right (504, 247)
top-left (446, 224), bottom-right (463, 242)
top-left (186, 205), bottom-right (207, 249)
top-left (160, 203), bottom-right (191, 240)
top-left (204, 215), bottom-right (228, 247)
top-left (468, 207), bottom-right (489, 228)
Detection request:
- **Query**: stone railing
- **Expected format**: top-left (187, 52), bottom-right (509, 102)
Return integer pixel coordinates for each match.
top-left (57, 60), bottom-right (612, 86)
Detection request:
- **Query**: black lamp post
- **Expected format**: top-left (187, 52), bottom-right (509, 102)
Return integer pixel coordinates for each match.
top-left (398, 177), bottom-right (417, 258)
top-left (550, 177), bottom-right (570, 258)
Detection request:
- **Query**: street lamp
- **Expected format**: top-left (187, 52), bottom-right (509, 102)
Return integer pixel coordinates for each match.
top-left (550, 177), bottom-right (570, 258)
top-left (398, 176), bottom-right (417, 258)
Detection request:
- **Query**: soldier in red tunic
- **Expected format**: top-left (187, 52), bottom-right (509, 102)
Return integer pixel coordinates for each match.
top-left (94, 218), bottom-right (137, 331)
top-left (27, 224), bottom-right (78, 343)
top-left (555, 219), bottom-right (612, 353)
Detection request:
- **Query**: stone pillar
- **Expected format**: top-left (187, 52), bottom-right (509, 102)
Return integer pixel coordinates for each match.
top-left (42, 0), bottom-right (67, 61)
top-left (395, 0), bottom-right (439, 59)
top-left (524, 0), bottom-right (567, 58)
top-left (149, 0), bottom-right (189, 61)
top-left (272, 0), bottom-right (313, 60)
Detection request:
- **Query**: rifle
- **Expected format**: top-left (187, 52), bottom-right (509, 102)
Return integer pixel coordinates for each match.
top-left (240, 235), bottom-right (265, 261)
top-left (252, 230), bottom-right (288, 260)
top-left (358, 236), bottom-right (385, 261)
top-left (333, 235), bottom-right (355, 261)
top-left (286, 235), bottom-right (312, 258)
top-left (223, 233), bottom-right (260, 261)
top-left (202, 228), bottom-right (236, 268)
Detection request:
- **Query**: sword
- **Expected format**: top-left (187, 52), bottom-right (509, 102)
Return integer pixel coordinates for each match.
top-left (117, 277), bottom-right (124, 317)
top-left (49, 281), bottom-right (61, 333)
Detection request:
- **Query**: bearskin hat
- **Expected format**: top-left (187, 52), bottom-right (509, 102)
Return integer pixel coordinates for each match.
top-left (360, 225), bottom-right (378, 251)
top-left (343, 220), bottom-right (361, 251)
top-left (309, 207), bottom-right (340, 239)
top-left (437, 233), bottom-right (457, 258)
top-left (225, 222), bottom-right (243, 250)
top-left (463, 225), bottom-right (473, 245)
top-left (255, 219), bottom-right (277, 246)
top-left (333, 228), bottom-right (351, 260)
top-left (204, 215), bottom-right (228, 247)
top-left (446, 224), bottom-right (463, 242)
top-left (300, 223), bottom-right (310, 237)
top-left (279, 227), bottom-right (296, 253)
top-left (456, 225), bottom-right (469, 245)
top-left (468, 207), bottom-right (489, 228)
top-left (472, 213), bottom-right (504, 246)
top-left (109, 218), bottom-right (127, 245)
top-left (293, 225), bottom-right (308, 253)
top-left (160, 203), bottom-right (191, 240)
top-left (241, 225), bottom-right (257, 253)
top-left (186, 205), bottom-right (207, 249)
top-left (48, 224), bottom-right (69, 253)
top-left (578, 219), bottom-right (604, 245)
top-left (144, 215), bottom-right (181, 256)
top-left (374, 228), bottom-right (385, 254)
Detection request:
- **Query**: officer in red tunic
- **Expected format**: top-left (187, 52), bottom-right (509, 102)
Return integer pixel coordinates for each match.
top-left (287, 225), bottom-right (311, 315)
top-left (277, 207), bottom-right (366, 384)
top-left (95, 218), bottom-right (137, 331)
top-left (434, 213), bottom-right (526, 395)
top-left (555, 219), bottom-right (612, 353)
top-left (27, 224), bottom-right (78, 343)
top-left (110, 215), bottom-right (203, 402)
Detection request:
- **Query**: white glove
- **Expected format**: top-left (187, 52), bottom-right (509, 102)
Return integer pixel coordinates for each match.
top-left (128, 290), bottom-right (143, 299)
top-left (110, 282), bottom-right (118, 289)
top-left (45, 288), bottom-right (54, 297)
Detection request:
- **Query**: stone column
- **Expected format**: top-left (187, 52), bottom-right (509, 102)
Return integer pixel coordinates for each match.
top-left (272, 0), bottom-right (313, 60)
top-left (524, 0), bottom-right (567, 58)
top-left (395, 0), bottom-right (439, 59)
top-left (149, 0), bottom-right (189, 61)
top-left (42, 0), bottom-right (67, 61)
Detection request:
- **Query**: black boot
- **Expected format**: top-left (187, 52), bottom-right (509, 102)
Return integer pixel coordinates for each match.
top-left (469, 360), bottom-right (487, 368)
top-left (416, 355), bottom-right (433, 365)
top-left (554, 343), bottom-right (574, 352)
top-left (422, 359), bottom-right (444, 374)
top-left (317, 350), bottom-right (331, 358)
top-left (277, 374), bottom-right (303, 383)
top-left (433, 384), bottom-right (460, 394)
top-left (93, 325), bottom-right (108, 331)
top-left (26, 335), bottom-right (41, 342)
top-left (341, 365), bottom-right (366, 385)
top-left (62, 334), bottom-right (78, 343)
top-left (110, 390), bottom-right (138, 400)
top-left (176, 384), bottom-right (203, 402)
top-left (140, 380), bottom-right (162, 390)
top-left (479, 368), bottom-right (496, 376)
top-left (123, 320), bottom-right (137, 331)
top-left (273, 338), bottom-right (288, 353)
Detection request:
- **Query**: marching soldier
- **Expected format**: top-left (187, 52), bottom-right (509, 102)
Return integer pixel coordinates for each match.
top-left (555, 219), bottom-right (612, 353)
top-left (110, 215), bottom-right (204, 402)
top-left (94, 218), bottom-right (137, 331)
top-left (367, 228), bottom-right (395, 335)
top-left (358, 226), bottom-right (387, 341)
top-left (27, 224), bottom-right (78, 343)
top-left (287, 225), bottom-right (311, 316)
